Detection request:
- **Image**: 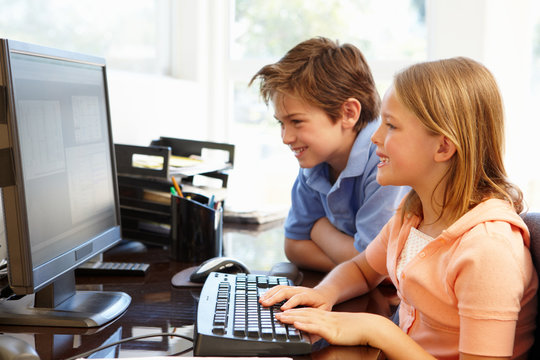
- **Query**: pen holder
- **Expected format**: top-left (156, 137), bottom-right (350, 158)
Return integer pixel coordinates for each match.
top-left (169, 193), bottom-right (223, 263)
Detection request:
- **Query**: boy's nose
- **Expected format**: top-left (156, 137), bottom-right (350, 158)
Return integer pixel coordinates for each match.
top-left (281, 127), bottom-right (295, 144)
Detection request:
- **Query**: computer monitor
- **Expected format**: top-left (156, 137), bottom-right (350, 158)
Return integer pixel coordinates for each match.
top-left (0, 39), bottom-right (130, 327)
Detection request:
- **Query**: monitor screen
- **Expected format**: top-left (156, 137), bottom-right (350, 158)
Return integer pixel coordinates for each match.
top-left (0, 39), bottom-right (130, 327)
top-left (11, 47), bottom-right (117, 271)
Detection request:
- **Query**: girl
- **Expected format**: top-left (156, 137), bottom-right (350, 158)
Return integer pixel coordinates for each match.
top-left (259, 57), bottom-right (538, 360)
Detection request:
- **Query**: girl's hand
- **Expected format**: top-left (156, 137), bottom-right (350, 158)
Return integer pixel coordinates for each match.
top-left (275, 307), bottom-right (379, 346)
top-left (259, 285), bottom-right (334, 311)
top-left (279, 308), bottom-right (444, 360)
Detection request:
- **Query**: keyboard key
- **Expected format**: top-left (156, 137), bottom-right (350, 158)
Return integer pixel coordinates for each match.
top-left (212, 326), bottom-right (225, 334)
top-left (247, 326), bottom-right (260, 338)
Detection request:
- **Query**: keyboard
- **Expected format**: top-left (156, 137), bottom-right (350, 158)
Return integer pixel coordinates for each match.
top-left (194, 272), bottom-right (312, 356)
top-left (75, 261), bottom-right (149, 276)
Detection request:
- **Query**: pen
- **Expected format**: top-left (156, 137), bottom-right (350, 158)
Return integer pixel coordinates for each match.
top-left (209, 194), bottom-right (215, 208)
top-left (171, 176), bottom-right (183, 197)
top-left (170, 186), bottom-right (178, 196)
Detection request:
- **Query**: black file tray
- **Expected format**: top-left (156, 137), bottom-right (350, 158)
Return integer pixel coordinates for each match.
top-left (115, 137), bottom-right (234, 247)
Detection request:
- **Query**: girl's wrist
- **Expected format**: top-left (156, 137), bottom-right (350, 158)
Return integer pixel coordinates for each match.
top-left (313, 284), bottom-right (339, 307)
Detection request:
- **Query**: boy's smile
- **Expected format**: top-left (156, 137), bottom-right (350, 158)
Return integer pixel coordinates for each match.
top-left (290, 145), bottom-right (307, 158)
top-left (273, 93), bottom-right (357, 173)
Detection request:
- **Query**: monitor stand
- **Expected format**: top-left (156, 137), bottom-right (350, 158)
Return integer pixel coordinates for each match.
top-left (0, 271), bottom-right (131, 327)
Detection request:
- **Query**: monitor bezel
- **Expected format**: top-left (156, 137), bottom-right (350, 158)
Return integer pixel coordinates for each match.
top-left (0, 38), bottom-right (123, 295)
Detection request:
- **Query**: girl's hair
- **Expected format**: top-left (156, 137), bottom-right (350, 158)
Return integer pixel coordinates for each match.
top-left (249, 37), bottom-right (380, 132)
top-left (395, 57), bottom-right (523, 220)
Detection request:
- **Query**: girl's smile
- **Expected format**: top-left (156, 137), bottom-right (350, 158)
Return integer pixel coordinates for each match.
top-left (376, 152), bottom-right (390, 168)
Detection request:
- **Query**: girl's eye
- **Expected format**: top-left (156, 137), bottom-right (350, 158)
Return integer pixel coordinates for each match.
top-left (385, 121), bottom-right (396, 130)
top-left (291, 119), bottom-right (302, 126)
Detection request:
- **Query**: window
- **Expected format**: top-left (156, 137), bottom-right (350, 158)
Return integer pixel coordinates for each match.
top-left (0, 0), bottom-right (170, 74)
top-left (224, 0), bottom-right (540, 213)
top-left (0, 0), bottom-right (209, 151)
top-left (225, 0), bottom-right (427, 212)
top-left (231, 0), bottom-right (426, 61)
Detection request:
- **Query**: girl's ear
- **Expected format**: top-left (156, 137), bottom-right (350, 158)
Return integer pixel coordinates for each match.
top-left (341, 98), bottom-right (361, 129)
top-left (434, 136), bottom-right (456, 162)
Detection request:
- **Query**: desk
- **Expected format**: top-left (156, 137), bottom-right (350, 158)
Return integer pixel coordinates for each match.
top-left (0, 221), bottom-right (395, 360)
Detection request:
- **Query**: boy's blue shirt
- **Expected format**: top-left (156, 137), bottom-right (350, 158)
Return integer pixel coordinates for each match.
top-left (284, 120), bottom-right (410, 252)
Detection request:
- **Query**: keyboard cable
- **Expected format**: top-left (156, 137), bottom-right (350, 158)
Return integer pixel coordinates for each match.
top-left (63, 332), bottom-right (194, 360)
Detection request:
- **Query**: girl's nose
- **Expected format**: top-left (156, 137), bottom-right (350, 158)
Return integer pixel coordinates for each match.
top-left (371, 123), bottom-right (384, 145)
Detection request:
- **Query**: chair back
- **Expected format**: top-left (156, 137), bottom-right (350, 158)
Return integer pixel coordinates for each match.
top-left (521, 212), bottom-right (540, 360)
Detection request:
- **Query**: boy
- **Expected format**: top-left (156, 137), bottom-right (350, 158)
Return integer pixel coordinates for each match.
top-left (249, 37), bottom-right (408, 271)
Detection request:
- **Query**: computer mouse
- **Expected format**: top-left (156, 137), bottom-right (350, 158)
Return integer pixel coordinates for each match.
top-left (268, 261), bottom-right (303, 285)
top-left (0, 335), bottom-right (40, 360)
top-left (189, 256), bottom-right (250, 283)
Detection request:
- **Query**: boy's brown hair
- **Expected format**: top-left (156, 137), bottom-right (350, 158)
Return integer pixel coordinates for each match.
top-left (249, 37), bottom-right (380, 132)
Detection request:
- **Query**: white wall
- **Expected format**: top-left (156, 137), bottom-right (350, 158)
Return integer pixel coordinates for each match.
top-left (107, 70), bottom-right (205, 146)
top-left (427, 0), bottom-right (536, 204)
top-left (107, 0), bottom-right (231, 148)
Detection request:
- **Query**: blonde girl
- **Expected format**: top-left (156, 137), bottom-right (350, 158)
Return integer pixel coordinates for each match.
top-left (260, 57), bottom-right (538, 360)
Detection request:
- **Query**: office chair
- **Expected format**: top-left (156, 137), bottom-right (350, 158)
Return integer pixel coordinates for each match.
top-left (521, 212), bottom-right (540, 360)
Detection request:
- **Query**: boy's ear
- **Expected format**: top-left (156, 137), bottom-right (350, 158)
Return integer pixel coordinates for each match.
top-left (434, 136), bottom-right (456, 162)
top-left (341, 98), bottom-right (361, 129)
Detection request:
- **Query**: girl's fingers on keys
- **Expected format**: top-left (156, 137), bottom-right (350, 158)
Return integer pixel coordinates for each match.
top-left (259, 285), bottom-right (291, 305)
top-left (260, 285), bottom-right (309, 306)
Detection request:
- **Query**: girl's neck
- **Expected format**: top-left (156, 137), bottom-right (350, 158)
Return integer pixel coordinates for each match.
top-left (417, 217), bottom-right (449, 239)
top-left (416, 188), bottom-right (452, 239)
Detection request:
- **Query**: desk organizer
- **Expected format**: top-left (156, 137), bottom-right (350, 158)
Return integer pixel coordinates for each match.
top-left (115, 137), bottom-right (234, 247)
top-left (169, 193), bottom-right (223, 263)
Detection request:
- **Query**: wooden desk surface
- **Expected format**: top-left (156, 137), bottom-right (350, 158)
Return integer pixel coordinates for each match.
top-left (0, 222), bottom-right (394, 360)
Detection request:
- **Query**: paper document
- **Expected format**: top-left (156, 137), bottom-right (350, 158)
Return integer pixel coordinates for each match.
top-left (132, 154), bottom-right (231, 177)
top-left (224, 204), bottom-right (289, 224)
